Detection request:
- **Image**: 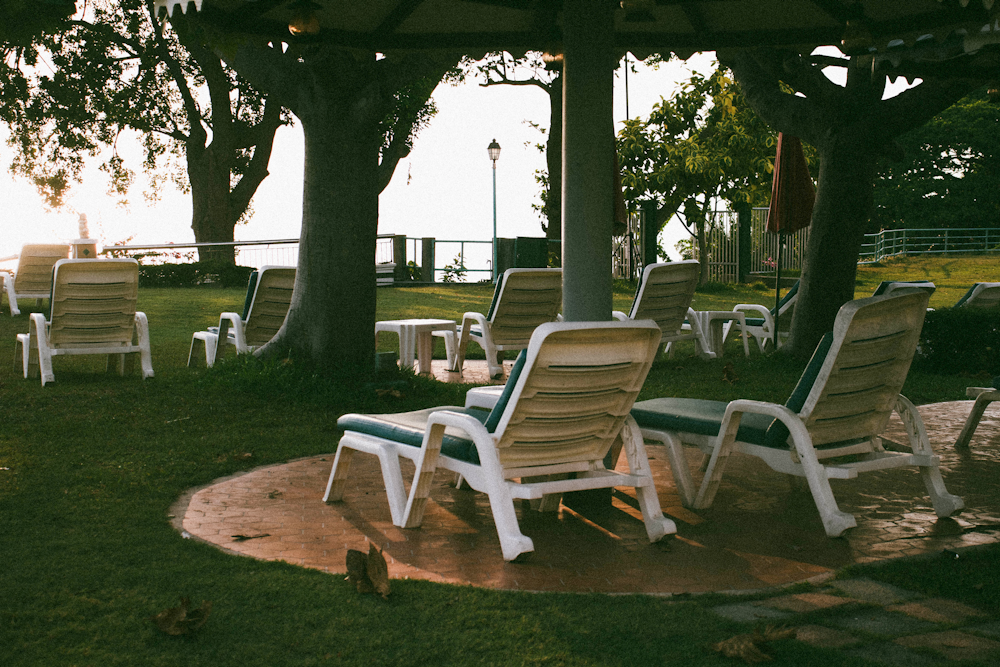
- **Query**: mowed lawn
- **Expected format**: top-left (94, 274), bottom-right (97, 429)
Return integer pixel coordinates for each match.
top-left (0, 254), bottom-right (998, 666)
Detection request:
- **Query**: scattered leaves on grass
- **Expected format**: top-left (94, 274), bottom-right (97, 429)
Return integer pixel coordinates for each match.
top-left (376, 388), bottom-right (404, 398)
top-left (712, 625), bottom-right (796, 663)
top-left (152, 597), bottom-right (212, 636)
top-left (232, 533), bottom-right (270, 542)
top-left (346, 543), bottom-right (390, 599)
top-left (722, 363), bottom-right (739, 385)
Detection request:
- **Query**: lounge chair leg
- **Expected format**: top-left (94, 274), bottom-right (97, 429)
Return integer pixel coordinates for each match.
top-left (955, 392), bottom-right (997, 449)
top-left (657, 431), bottom-right (697, 508)
top-left (323, 444), bottom-right (355, 503)
top-left (621, 420), bottom-right (675, 541)
top-left (920, 465), bottom-right (964, 518)
top-left (795, 442), bottom-right (856, 537)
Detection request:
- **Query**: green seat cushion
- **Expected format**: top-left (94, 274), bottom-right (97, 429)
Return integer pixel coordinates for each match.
top-left (632, 330), bottom-right (836, 450)
top-left (484, 349), bottom-right (528, 432)
top-left (337, 406), bottom-right (490, 464)
top-left (873, 279), bottom-right (931, 297)
top-left (242, 270), bottom-right (260, 320)
top-left (743, 317), bottom-right (766, 327)
top-left (632, 398), bottom-right (775, 445)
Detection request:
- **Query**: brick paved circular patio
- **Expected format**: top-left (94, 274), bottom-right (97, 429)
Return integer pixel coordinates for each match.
top-left (173, 392), bottom-right (1000, 595)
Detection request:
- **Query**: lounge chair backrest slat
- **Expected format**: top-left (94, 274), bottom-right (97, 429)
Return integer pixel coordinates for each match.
top-left (243, 266), bottom-right (295, 347)
top-left (493, 322), bottom-right (660, 470)
top-left (488, 269), bottom-right (562, 347)
top-left (801, 291), bottom-right (928, 446)
top-left (13, 244), bottom-right (70, 296)
top-left (48, 259), bottom-right (139, 349)
top-left (629, 261), bottom-right (699, 336)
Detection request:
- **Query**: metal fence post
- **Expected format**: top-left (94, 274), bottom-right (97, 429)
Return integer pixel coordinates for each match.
top-left (421, 237), bottom-right (435, 283)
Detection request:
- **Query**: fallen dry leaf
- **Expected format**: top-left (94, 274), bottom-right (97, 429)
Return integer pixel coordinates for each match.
top-left (345, 543), bottom-right (390, 598)
top-left (722, 362), bottom-right (739, 385)
top-left (712, 625), bottom-right (796, 663)
top-left (152, 597), bottom-right (212, 636)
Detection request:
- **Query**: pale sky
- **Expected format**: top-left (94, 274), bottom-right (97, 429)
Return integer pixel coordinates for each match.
top-left (0, 53), bottom-right (716, 268)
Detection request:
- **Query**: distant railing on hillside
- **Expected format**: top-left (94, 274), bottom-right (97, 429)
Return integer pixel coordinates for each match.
top-left (859, 228), bottom-right (1000, 263)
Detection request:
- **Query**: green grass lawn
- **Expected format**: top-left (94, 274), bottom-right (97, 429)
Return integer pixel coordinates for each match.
top-left (1, 254), bottom-right (998, 665)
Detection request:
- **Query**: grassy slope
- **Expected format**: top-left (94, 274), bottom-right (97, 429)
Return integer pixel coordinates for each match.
top-left (1, 254), bottom-right (998, 665)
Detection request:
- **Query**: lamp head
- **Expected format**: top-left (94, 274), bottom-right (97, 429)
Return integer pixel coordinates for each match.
top-left (487, 139), bottom-right (501, 163)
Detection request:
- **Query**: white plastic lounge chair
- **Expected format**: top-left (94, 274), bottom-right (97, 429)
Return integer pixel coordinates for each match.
top-left (632, 291), bottom-right (963, 538)
top-left (723, 280), bottom-right (799, 352)
top-left (188, 265), bottom-right (295, 367)
top-left (612, 260), bottom-right (733, 358)
top-left (954, 382), bottom-right (1000, 449)
top-left (323, 320), bottom-right (675, 562)
top-left (2, 244), bottom-right (70, 316)
top-left (953, 283), bottom-right (1000, 309)
top-left (872, 280), bottom-right (936, 298)
top-left (443, 267), bottom-right (562, 378)
top-left (15, 259), bottom-right (153, 386)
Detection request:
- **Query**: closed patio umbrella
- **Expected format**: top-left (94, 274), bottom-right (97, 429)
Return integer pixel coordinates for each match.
top-left (767, 132), bottom-right (814, 348)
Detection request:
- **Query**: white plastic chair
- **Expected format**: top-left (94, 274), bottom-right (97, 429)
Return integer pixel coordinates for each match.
top-left (443, 268), bottom-right (562, 378)
top-left (722, 280), bottom-right (799, 353)
top-left (188, 265), bottom-right (295, 367)
top-left (2, 244), bottom-right (70, 316)
top-left (15, 259), bottom-right (153, 386)
top-left (323, 320), bottom-right (675, 562)
top-left (953, 282), bottom-right (1000, 309)
top-left (612, 261), bottom-right (729, 357)
top-left (632, 291), bottom-right (963, 538)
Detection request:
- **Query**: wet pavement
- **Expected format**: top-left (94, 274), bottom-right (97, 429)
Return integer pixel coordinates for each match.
top-left (172, 360), bottom-right (1000, 598)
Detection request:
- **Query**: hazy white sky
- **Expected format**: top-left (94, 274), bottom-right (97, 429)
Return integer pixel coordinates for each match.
top-left (0, 53), bottom-right (716, 266)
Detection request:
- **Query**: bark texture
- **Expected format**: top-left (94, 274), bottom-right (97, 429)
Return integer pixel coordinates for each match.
top-left (226, 43), bottom-right (458, 376)
top-left (721, 49), bottom-right (980, 357)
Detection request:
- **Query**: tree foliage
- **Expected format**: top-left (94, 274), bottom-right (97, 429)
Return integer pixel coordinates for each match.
top-left (0, 1), bottom-right (289, 263)
top-left (617, 63), bottom-right (782, 282)
top-left (873, 86), bottom-right (1000, 231)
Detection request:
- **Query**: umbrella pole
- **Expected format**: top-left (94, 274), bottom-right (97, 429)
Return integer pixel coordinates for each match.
top-left (773, 232), bottom-right (783, 350)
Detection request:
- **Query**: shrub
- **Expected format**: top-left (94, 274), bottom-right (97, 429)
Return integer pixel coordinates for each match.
top-left (915, 307), bottom-right (1000, 375)
top-left (138, 261), bottom-right (255, 288)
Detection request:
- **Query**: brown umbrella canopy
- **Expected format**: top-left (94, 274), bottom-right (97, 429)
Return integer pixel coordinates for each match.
top-left (767, 133), bottom-right (815, 236)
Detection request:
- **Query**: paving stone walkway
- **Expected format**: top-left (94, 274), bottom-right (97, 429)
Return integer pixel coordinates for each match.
top-left (708, 576), bottom-right (1000, 665)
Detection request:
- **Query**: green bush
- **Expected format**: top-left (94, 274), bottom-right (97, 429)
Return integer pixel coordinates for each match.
top-left (915, 307), bottom-right (1000, 375)
top-left (138, 261), bottom-right (255, 288)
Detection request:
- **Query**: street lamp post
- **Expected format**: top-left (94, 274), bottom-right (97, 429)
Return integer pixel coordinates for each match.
top-left (488, 138), bottom-right (501, 282)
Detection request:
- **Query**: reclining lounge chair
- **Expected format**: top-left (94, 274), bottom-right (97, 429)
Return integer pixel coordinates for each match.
top-left (631, 291), bottom-right (963, 538)
top-left (16, 258), bottom-right (153, 386)
top-left (323, 320), bottom-right (675, 562)
top-left (2, 244), bottom-right (70, 316)
top-left (444, 267), bottom-right (562, 378)
top-left (724, 280), bottom-right (799, 353)
top-left (188, 265), bottom-right (295, 367)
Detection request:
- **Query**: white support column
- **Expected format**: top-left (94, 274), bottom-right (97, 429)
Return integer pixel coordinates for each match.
top-left (561, 0), bottom-right (615, 322)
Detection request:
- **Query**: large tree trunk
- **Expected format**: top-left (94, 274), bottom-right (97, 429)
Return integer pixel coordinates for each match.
top-left (188, 143), bottom-right (238, 264)
top-left (256, 57), bottom-right (380, 377)
top-left (786, 139), bottom-right (877, 355)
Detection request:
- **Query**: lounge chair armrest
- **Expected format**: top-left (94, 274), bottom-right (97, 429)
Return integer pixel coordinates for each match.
top-left (458, 311), bottom-right (489, 333)
top-left (426, 409), bottom-right (493, 444)
top-left (217, 312), bottom-right (248, 352)
top-left (733, 304), bottom-right (772, 319)
top-left (892, 395), bottom-right (933, 455)
top-left (967, 387), bottom-right (999, 399)
top-left (612, 310), bottom-right (629, 321)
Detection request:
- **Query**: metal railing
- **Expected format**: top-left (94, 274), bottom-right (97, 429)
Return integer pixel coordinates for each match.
top-left (859, 228), bottom-right (1000, 263)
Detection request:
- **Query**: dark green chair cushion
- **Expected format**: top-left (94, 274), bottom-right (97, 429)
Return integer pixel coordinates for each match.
top-left (337, 407), bottom-right (491, 465)
top-left (242, 270), bottom-right (260, 321)
top-left (484, 349), bottom-right (528, 432)
top-left (632, 330), bottom-right (835, 450)
top-left (484, 271), bottom-right (506, 320)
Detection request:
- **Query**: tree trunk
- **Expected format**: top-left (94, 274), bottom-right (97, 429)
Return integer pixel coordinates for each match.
top-left (255, 59), bottom-right (379, 377)
top-left (695, 217), bottom-right (710, 285)
top-left (188, 143), bottom-right (238, 264)
top-left (784, 139), bottom-right (877, 357)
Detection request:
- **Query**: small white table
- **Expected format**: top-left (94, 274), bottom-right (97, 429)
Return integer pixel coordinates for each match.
top-left (687, 310), bottom-right (749, 359)
top-left (375, 318), bottom-right (457, 374)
